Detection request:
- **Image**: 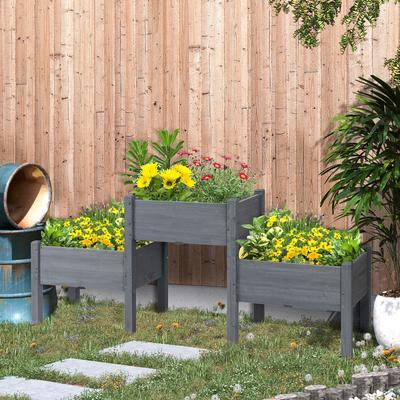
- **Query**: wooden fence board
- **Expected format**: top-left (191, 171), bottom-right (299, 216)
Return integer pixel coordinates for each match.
top-left (1, 0), bottom-right (399, 289)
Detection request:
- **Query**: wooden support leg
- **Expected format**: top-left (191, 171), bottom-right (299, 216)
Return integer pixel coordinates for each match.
top-left (67, 287), bottom-right (81, 303)
top-left (156, 242), bottom-right (168, 312)
top-left (227, 199), bottom-right (239, 343)
top-left (124, 195), bottom-right (136, 332)
top-left (341, 262), bottom-right (353, 357)
top-left (31, 241), bottom-right (43, 324)
top-left (251, 304), bottom-right (265, 322)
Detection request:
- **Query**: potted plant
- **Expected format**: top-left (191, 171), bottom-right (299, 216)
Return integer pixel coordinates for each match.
top-left (124, 129), bottom-right (265, 340)
top-left (237, 209), bottom-right (371, 357)
top-left (321, 76), bottom-right (400, 349)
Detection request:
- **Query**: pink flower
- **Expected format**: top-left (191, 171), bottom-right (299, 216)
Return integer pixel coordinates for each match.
top-left (239, 172), bottom-right (248, 180)
top-left (192, 161), bottom-right (202, 167)
top-left (213, 162), bottom-right (221, 169)
top-left (240, 162), bottom-right (248, 168)
top-left (202, 156), bottom-right (213, 162)
top-left (201, 174), bottom-right (213, 181)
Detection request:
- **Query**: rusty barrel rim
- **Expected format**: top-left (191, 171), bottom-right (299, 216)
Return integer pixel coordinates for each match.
top-left (1, 163), bottom-right (52, 229)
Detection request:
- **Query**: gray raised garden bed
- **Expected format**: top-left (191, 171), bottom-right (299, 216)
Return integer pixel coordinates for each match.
top-left (30, 240), bottom-right (166, 331)
top-left (127, 190), bottom-right (265, 340)
top-left (230, 248), bottom-right (372, 357)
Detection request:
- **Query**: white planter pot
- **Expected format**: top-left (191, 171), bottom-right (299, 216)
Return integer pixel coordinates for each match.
top-left (373, 293), bottom-right (400, 348)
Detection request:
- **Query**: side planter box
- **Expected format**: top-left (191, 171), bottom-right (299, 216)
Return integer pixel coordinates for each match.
top-left (30, 241), bottom-right (166, 331)
top-left (126, 190), bottom-right (265, 339)
top-left (231, 248), bottom-right (372, 357)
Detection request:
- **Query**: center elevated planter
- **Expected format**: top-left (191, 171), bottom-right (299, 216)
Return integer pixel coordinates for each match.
top-left (231, 249), bottom-right (372, 357)
top-left (127, 190), bottom-right (265, 339)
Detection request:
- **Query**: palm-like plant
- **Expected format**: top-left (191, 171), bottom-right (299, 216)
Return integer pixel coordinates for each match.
top-left (321, 75), bottom-right (400, 290)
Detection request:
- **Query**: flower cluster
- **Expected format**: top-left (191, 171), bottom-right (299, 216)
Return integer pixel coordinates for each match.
top-left (133, 162), bottom-right (195, 201)
top-left (350, 389), bottom-right (399, 400)
top-left (41, 202), bottom-right (146, 251)
top-left (238, 209), bottom-right (363, 266)
top-left (179, 151), bottom-right (256, 203)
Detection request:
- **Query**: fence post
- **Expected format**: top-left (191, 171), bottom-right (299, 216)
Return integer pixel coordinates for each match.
top-left (341, 261), bottom-right (353, 357)
top-left (31, 240), bottom-right (43, 324)
top-left (227, 198), bottom-right (239, 342)
top-left (67, 287), bottom-right (81, 303)
top-left (251, 189), bottom-right (265, 322)
top-left (124, 195), bottom-right (136, 332)
top-left (359, 245), bottom-right (372, 332)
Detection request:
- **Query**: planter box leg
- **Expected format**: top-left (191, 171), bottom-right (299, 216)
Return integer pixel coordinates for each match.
top-left (227, 199), bottom-right (239, 343)
top-left (341, 262), bottom-right (353, 357)
top-left (67, 287), bottom-right (81, 303)
top-left (251, 304), bottom-right (265, 322)
top-left (31, 241), bottom-right (43, 324)
top-left (156, 242), bottom-right (168, 312)
top-left (124, 195), bottom-right (136, 333)
top-left (359, 246), bottom-right (372, 332)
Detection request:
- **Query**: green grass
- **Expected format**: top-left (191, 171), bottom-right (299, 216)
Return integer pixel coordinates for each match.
top-left (0, 297), bottom-right (386, 400)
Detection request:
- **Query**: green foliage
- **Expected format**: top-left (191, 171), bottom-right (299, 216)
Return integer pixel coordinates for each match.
top-left (238, 209), bottom-right (362, 266)
top-left (385, 47), bottom-right (400, 87)
top-left (151, 129), bottom-right (186, 169)
top-left (124, 140), bottom-right (153, 183)
top-left (321, 75), bottom-right (400, 288)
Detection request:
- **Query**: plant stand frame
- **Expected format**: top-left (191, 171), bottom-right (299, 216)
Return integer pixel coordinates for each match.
top-left (128, 190), bottom-right (266, 340)
top-left (230, 247), bottom-right (372, 357)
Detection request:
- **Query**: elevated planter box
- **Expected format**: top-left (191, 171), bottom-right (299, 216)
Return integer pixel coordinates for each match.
top-left (30, 241), bottom-right (166, 331)
top-left (126, 190), bottom-right (265, 339)
top-left (229, 248), bottom-right (372, 357)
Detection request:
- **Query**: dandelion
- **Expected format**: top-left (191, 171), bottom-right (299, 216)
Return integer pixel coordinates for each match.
top-left (338, 369), bottom-right (345, 379)
top-left (355, 341), bottom-right (362, 347)
top-left (233, 384), bottom-right (242, 393)
top-left (246, 332), bottom-right (255, 341)
top-left (211, 395), bottom-right (220, 400)
top-left (155, 324), bottom-right (163, 332)
top-left (306, 330), bottom-right (311, 336)
top-left (290, 341), bottom-right (299, 349)
top-left (373, 365), bottom-right (380, 372)
top-left (172, 321), bottom-right (180, 328)
top-left (354, 365), bottom-right (362, 373)
top-left (30, 341), bottom-right (37, 349)
top-left (361, 351), bottom-right (368, 359)
top-left (304, 374), bottom-right (313, 383)
top-left (380, 364), bottom-right (387, 371)
top-left (364, 333), bottom-right (372, 341)
top-left (190, 394), bottom-right (197, 400)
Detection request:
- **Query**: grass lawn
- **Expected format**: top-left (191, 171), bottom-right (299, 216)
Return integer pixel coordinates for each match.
top-left (0, 297), bottom-right (385, 400)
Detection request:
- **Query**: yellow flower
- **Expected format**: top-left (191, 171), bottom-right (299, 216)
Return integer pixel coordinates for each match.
top-left (171, 321), bottom-right (180, 328)
top-left (308, 251), bottom-right (321, 260)
top-left (290, 341), bottom-right (299, 349)
top-left (30, 341), bottom-right (37, 349)
top-left (140, 163), bottom-right (158, 178)
top-left (81, 238), bottom-right (92, 247)
top-left (333, 232), bottom-right (341, 240)
top-left (63, 221), bottom-right (71, 228)
top-left (160, 168), bottom-right (180, 190)
top-left (155, 324), bottom-right (163, 332)
top-left (180, 174), bottom-right (195, 188)
top-left (267, 215), bottom-right (277, 228)
top-left (136, 175), bottom-right (152, 188)
top-left (117, 245), bottom-right (124, 251)
top-left (172, 164), bottom-right (192, 177)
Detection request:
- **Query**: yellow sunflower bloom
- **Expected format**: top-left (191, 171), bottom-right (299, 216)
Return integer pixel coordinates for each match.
top-left (172, 164), bottom-right (192, 177)
top-left (160, 168), bottom-right (180, 190)
top-left (180, 174), bottom-right (195, 188)
top-left (140, 163), bottom-right (158, 178)
top-left (136, 175), bottom-right (152, 188)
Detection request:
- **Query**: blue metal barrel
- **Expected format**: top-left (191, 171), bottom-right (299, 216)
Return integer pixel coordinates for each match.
top-left (0, 163), bottom-right (52, 229)
top-left (0, 226), bottom-right (56, 323)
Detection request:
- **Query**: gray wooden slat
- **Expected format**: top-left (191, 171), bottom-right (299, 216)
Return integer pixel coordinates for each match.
top-left (341, 262), bottom-right (353, 357)
top-left (124, 195), bottom-right (136, 332)
top-left (238, 260), bottom-right (341, 311)
top-left (236, 192), bottom-right (264, 240)
top-left (135, 242), bottom-right (163, 288)
top-left (351, 251), bottom-right (369, 306)
top-left (227, 199), bottom-right (239, 342)
top-left (31, 240), bottom-right (43, 324)
top-left (40, 246), bottom-right (124, 291)
top-left (134, 199), bottom-right (227, 245)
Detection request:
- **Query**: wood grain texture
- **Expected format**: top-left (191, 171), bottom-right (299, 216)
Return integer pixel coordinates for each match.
top-left (1, 1), bottom-right (398, 288)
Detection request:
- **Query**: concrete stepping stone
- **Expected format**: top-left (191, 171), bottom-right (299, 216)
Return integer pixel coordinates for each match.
top-left (0, 376), bottom-right (95, 400)
top-left (43, 358), bottom-right (156, 384)
top-left (100, 340), bottom-right (207, 361)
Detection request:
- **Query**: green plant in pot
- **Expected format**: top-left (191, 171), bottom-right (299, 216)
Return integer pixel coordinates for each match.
top-left (321, 75), bottom-right (400, 349)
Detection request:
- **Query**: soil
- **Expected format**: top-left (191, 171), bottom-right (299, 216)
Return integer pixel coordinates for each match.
top-left (380, 289), bottom-right (400, 298)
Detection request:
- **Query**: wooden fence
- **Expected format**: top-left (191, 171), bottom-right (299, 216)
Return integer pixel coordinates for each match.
top-left (1, 0), bottom-right (399, 290)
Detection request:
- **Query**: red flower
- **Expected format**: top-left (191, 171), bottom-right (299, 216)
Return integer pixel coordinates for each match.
top-left (192, 161), bottom-right (202, 167)
top-left (239, 172), bottom-right (248, 180)
top-left (222, 155), bottom-right (231, 160)
top-left (240, 162), bottom-right (248, 168)
top-left (192, 148), bottom-right (200, 153)
top-left (223, 164), bottom-right (229, 170)
top-left (178, 151), bottom-right (191, 156)
top-left (201, 174), bottom-right (213, 181)
top-left (202, 156), bottom-right (213, 162)
top-left (213, 162), bottom-right (221, 169)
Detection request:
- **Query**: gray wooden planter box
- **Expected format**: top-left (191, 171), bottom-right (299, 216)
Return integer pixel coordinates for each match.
top-left (230, 249), bottom-right (372, 357)
top-left (30, 241), bottom-right (166, 331)
top-left (127, 190), bottom-right (266, 339)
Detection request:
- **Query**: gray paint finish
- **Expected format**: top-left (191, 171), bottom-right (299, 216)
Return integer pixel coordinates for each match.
top-left (0, 376), bottom-right (96, 400)
top-left (43, 358), bottom-right (156, 384)
top-left (101, 340), bottom-right (208, 360)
